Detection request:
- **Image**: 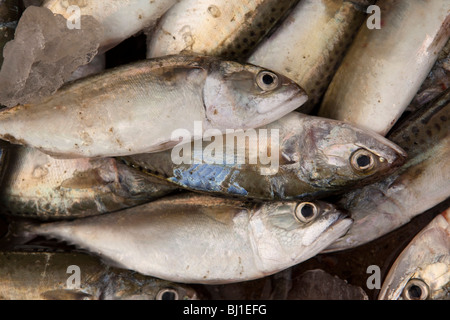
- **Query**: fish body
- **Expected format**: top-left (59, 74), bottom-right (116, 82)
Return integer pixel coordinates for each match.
top-left (147, 0), bottom-right (299, 61)
top-left (122, 111), bottom-right (406, 200)
top-left (407, 39), bottom-right (450, 113)
top-left (325, 90), bottom-right (450, 252)
top-left (0, 251), bottom-right (198, 300)
top-left (319, 0), bottom-right (450, 135)
top-left (378, 208), bottom-right (450, 300)
top-left (43, 0), bottom-right (178, 52)
top-left (248, 0), bottom-right (374, 113)
top-left (0, 144), bottom-right (177, 220)
top-left (0, 55), bottom-right (307, 158)
top-left (22, 193), bottom-right (352, 284)
top-left (68, 54), bottom-right (105, 82)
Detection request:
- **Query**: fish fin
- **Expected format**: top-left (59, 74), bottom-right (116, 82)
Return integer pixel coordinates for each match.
top-left (200, 206), bottom-right (244, 225)
top-left (0, 217), bottom-right (39, 250)
top-left (99, 255), bottom-right (130, 271)
top-left (179, 50), bottom-right (201, 57)
top-left (41, 289), bottom-right (93, 300)
top-left (116, 162), bottom-right (178, 192)
top-left (279, 152), bottom-right (297, 165)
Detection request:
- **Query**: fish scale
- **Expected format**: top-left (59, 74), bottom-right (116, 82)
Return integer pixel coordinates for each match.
top-left (147, 0), bottom-right (300, 61)
top-left (389, 90), bottom-right (450, 156)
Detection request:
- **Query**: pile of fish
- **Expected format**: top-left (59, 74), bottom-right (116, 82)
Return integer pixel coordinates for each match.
top-left (0, 0), bottom-right (448, 300)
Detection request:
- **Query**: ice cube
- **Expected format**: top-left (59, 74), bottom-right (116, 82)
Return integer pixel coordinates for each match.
top-left (0, 6), bottom-right (102, 107)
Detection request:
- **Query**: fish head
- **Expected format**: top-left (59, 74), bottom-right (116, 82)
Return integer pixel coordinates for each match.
top-left (295, 117), bottom-right (407, 190)
top-left (249, 200), bottom-right (352, 274)
top-left (379, 211), bottom-right (450, 300)
top-left (202, 60), bottom-right (308, 130)
top-left (379, 253), bottom-right (450, 300)
top-left (105, 273), bottom-right (199, 300)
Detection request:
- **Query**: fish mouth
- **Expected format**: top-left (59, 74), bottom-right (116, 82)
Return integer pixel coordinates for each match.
top-left (327, 212), bottom-right (353, 233)
top-left (319, 212), bottom-right (353, 250)
top-left (256, 90), bottom-right (308, 119)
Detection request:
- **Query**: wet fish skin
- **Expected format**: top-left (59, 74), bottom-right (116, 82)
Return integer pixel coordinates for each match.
top-left (147, 0), bottom-right (299, 61)
top-left (0, 143), bottom-right (177, 220)
top-left (248, 0), bottom-right (375, 113)
top-left (43, 0), bottom-right (179, 52)
top-left (122, 111), bottom-right (407, 201)
top-left (378, 208), bottom-right (450, 300)
top-left (68, 53), bottom-right (105, 82)
top-left (0, 251), bottom-right (198, 300)
top-left (319, 0), bottom-right (450, 136)
top-left (406, 39), bottom-right (450, 114)
top-left (22, 193), bottom-right (352, 284)
top-left (0, 55), bottom-right (307, 158)
top-left (324, 90), bottom-right (450, 252)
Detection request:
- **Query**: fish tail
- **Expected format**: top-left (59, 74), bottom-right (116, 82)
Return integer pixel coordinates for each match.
top-left (0, 217), bottom-right (39, 250)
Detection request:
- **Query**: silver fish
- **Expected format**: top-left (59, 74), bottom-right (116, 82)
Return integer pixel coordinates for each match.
top-left (407, 39), bottom-right (450, 114)
top-left (325, 89), bottom-right (450, 252)
top-left (17, 193), bottom-right (352, 284)
top-left (0, 251), bottom-right (198, 300)
top-left (0, 143), bottom-right (177, 220)
top-left (0, 55), bottom-right (307, 158)
top-left (378, 208), bottom-right (450, 300)
top-left (248, 0), bottom-right (375, 113)
top-left (68, 54), bottom-right (105, 82)
top-left (147, 0), bottom-right (299, 61)
top-left (43, 0), bottom-right (179, 52)
top-left (319, 0), bottom-right (450, 136)
top-left (121, 111), bottom-right (407, 200)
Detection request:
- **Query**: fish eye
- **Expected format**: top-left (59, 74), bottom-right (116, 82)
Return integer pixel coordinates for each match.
top-left (156, 288), bottom-right (179, 300)
top-left (350, 149), bottom-right (376, 172)
top-left (294, 202), bottom-right (319, 223)
top-left (402, 279), bottom-right (429, 300)
top-left (256, 71), bottom-right (279, 91)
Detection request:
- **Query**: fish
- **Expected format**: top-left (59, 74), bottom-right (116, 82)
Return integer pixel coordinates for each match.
top-left (121, 111), bottom-right (407, 201)
top-left (68, 53), bottom-right (105, 82)
top-left (0, 143), bottom-right (177, 220)
top-left (147, 0), bottom-right (299, 61)
top-left (407, 39), bottom-right (450, 114)
top-left (0, 251), bottom-right (198, 300)
top-left (0, 55), bottom-right (307, 158)
top-left (9, 193), bottom-right (353, 284)
top-left (318, 0), bottom-right (450, 136)
top-left (378, 208), bottom-right (450, 300)
top-left (43, 0), bottom-right (179, 52)
top-left (324, 89), bottom-right (450, 252)
top-left (248, 0), bottom-right (375, 113)
top-left (0, 0), bottom-right (19, 67)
